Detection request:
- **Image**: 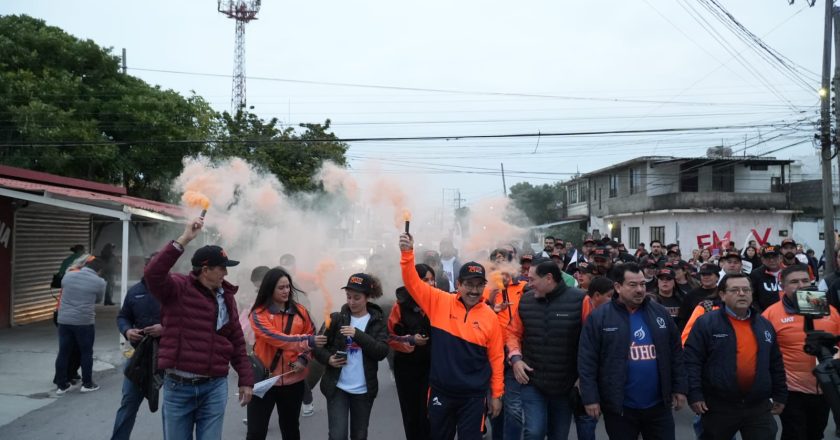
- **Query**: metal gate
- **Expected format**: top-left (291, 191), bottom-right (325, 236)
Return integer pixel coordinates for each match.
top-left (12, 203), bottom-right (90, 325)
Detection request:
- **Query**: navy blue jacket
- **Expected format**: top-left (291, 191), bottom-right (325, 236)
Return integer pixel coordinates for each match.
top-left (117, 279), bottom-right (161, 346)
top-left (684, 308), bottom-right (787, 405)
top-left (578, 296), bottom-right (687, 414)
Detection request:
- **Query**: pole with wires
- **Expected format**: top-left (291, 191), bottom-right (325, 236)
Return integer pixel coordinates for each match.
top-left (819, 0), bottom-right (837, 274)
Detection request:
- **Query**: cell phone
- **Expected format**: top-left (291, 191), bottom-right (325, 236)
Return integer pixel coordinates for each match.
top-left (795, 290), bottom-right (830, 317)
top-left (335, 350), bottom-right (347, 360)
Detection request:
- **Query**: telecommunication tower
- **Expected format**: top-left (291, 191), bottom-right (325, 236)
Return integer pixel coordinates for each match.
top-left (217, 0), bottom-right (261, 111)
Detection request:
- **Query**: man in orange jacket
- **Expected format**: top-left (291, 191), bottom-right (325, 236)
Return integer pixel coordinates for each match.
top-left (399, 233), bottom-right (504, 440)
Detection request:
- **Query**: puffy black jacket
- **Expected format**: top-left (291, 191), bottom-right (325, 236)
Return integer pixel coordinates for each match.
top-left (578, 296), bottom-right (687, 414)
top-left (683, 308), bottom-right (787, 406)
top-left (392, 287), bottom-right (432, 365)
top-left (515, 283), bottom-right (585, 396)
top-left (313, 303), bottom-right (390, 399)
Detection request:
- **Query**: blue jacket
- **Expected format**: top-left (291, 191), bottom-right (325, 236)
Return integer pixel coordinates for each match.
top-left (117, 279), bottom-right (161, 346)
top-left (578, 296), bottom-right (687, 414)
top-left (684, 308), bottom-right (787, 405)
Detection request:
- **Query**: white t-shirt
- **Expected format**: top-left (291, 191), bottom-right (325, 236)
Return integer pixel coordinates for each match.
top-left (441, 257), bottom-right (456, 292)
top-left (337, 313), bottom-right (371, 395)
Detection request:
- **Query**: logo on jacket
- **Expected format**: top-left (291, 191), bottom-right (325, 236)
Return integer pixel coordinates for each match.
top-left (656, 317), bottom-right (666, 329)
top-left (431, 396), bottom-right (442, 406)
top-left (781, 316), bottom-right (795, 324)
top-left (634, 327), bottom-right (646, 340)
top-left (602, 327), bottom-right (618, 332)
top-left (764, 330), bottom-right (773, 343)
top-left (472, 321), bottom-right (481, 330)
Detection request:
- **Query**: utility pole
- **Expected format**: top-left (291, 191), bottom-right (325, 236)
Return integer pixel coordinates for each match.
top-left (121, 48), bottom-right (127, 74)
top-left (820, 0), bottom-right (837, 273)
top-left (501, 163), bottom-right (508, 197)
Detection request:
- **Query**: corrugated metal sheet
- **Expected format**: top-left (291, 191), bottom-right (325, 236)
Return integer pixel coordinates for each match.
top-left (12, 204), bottom-right (90, 325)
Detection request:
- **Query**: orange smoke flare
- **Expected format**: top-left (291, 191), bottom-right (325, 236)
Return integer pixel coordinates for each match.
top-left (182, 190), bottom-right (211, 210)
top-left (403, 209), bottom-right (411, 234)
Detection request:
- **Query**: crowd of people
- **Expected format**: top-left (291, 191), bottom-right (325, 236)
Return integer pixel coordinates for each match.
top-left (48, 217), bottom-right (840, 440)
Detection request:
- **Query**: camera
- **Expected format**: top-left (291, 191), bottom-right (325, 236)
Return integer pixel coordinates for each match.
top-left (793, 289), bottom-right (840, 416)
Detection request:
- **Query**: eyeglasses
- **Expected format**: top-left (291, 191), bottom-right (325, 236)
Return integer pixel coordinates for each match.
top-left (724, 287), bottom-right (752, 295)
top-left (462, 282), bottom-right (486, 292)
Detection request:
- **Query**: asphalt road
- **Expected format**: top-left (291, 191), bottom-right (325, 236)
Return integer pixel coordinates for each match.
top-left (2, 360), bottom-right (835, 439)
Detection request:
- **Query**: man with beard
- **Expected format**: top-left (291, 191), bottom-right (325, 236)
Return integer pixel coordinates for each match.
top-left (581, 237), bottom-right (597, 264)
top-left (540, 236), bottom-right (556, 258)
top-left (665, 244), bottom-right (682, 265)
top-left (591, 247), bottom-right (614, 279)
top-left (677, 264), bottom-right (720, 329)
top-left (649, 240), bottom-right (667, 266)
top-left (750, 245), bottom-right (783, 312)
top-left (780, 239), bottom-right (814, 282)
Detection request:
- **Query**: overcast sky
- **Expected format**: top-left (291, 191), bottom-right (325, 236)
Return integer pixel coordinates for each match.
top-left (2, 0), bottom-right (828, 208)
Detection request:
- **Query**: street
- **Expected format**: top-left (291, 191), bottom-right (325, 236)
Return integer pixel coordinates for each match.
top-left (5, 357), bottom-right (830, 440)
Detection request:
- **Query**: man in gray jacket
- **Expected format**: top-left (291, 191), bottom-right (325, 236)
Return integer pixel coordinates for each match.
top-left (54, 256), bottom-right (106, 394)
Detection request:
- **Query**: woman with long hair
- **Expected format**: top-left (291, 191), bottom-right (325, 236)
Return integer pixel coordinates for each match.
top-left (314, 273), bottom-right (390, 440)
top-left (696, 248), bottom-right (712, 268)
top-left (247, 267), bottom-right (326, 440)
top-left (742, 246), bottom-right (761, 269)
top-left (389, 264), bottom-right (435, 440)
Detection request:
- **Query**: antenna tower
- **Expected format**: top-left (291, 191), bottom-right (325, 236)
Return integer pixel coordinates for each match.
top-left (218, 0), bottom-right (261, 112)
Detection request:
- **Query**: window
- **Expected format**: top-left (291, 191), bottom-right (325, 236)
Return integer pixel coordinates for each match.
top-left (609, 174), bottom-right (618, 198)
top-left (712, 165), bottom-right (735, 192)
top-left (650, 226), bottom-right (665, 244)
top-left (750, 164), bottom-right (768, 171)
top-left (629, 168), bottom-right (641, 195)
top-left (598, 188), bottom-right (602, 210)
top-left (579, 183), bottom-right (588, 202)
top-left (628, 227), bottom-right (640, 248)
top-left (680, 164), bottom-right (699, 192)
top-left (569, 185), bottom-right (577, 204)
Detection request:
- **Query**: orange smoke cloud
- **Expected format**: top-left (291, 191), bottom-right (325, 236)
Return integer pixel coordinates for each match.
top-left (314, 259), bottom-right (337, 329)
top-left (182, 190), bottom-right (210, 210)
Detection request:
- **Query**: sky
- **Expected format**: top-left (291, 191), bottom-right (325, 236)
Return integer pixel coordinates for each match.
top-left (1, 0), bottom-right (829, 210)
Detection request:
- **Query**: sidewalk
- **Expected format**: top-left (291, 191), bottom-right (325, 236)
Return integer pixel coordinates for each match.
top-left (0, 305), bottom-right (125, 427)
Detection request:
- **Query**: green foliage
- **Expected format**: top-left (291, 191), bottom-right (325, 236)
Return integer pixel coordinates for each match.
top-left (507, 181), bottom-right (566, 225)
top-left (0, 15), bottom-right (348, 199)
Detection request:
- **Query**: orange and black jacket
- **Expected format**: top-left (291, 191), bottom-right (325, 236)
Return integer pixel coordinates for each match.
top-left (250, 302), bottom-right (316, 386)
top-left (401, 249), bottom-right (505, 399)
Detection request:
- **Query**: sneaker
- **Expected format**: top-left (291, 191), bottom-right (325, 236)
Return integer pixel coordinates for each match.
top-left (302, 403), bottom-right (315, 417)
top-left (56, 383), bottom-right (72, 395)
top-left (80, 382), bottom-right (100, 393)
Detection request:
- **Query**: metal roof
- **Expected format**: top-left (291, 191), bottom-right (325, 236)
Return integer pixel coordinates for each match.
top-left (572, 155), bottom-right (793, 180)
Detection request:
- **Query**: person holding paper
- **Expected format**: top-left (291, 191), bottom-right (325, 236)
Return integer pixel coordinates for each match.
top-left (248, 267), bottom-right (326, 440)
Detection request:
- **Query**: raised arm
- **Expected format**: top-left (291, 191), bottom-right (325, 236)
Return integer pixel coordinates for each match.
top-left (399, 233), bottom-right (448, 315)
top-left (144, 218), bottom-right (203, 303)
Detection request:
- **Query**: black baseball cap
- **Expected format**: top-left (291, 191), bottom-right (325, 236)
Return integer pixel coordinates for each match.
top-left (761, 245), bottom-right (781, 257)
top-left (699, 263), bottom-right (721, 275)
top-left (577, 261), bottom-right (594, 274)
top-left (780, 238), bottom-right (797, 248)
top-left (342, 273), bottom-right (374, 294)
top-left (719, 250), bottom-right (742, 261)
top-left (458, 261), bottom-right (487, 282)
top-left (191, 245), bottom-right (240, 267)
top-left (657, 268), bottom-right (676, 279)
top-left (592, 247), bottom-right (609, 260)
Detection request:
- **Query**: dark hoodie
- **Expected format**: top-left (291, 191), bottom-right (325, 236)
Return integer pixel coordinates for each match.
top-left (313, 302), bottom-right (390, 398)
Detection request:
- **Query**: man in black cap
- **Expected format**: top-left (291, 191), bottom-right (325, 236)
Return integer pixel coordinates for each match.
top-left (591, 247), bottom-right (614, 279)
top-left (677, 263), bottom-right (720, 329)
top-left (718, 250), bottom-right (745, 280)
top-left (780, 238), bottom-right (814, 282)
top-left (651, 267), bottom-right (684, 329)
top-left (750, 245), bottom-right (783, 312)
top-left (641, 258), bottom-right (660, 293)
top-left (144, 217), bottom-right (253, 440)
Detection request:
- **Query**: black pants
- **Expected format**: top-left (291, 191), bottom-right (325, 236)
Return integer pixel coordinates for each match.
top-left (603, 403), bottom-right (675, 440)
top-left (53, 341), bottom-right (81, 386)
top-left (780, 391), bottom-right (830, 440)
top-left (427, 387), bottom-right (485, 440)
top-left (327, 389), bottom-right (375, 440)
top-left (394, 358), bottom-right (431, 440)
top-left (246, 381), bottom-right (305, 440)
top-left (700, 398), bottom-right (777, 440)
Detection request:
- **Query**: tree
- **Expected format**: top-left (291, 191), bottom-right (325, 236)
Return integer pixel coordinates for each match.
top-left (0, 15), bottom-right (348, 200)
top-left (214, 111), bottom-right (348, 193)
top-left (0, 15), bottom-right (217, 199)
top-left (508, 181), bottom-right (565, 226)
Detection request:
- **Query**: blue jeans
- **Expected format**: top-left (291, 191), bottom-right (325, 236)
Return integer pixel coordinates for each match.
top-left (111, 363), bottom-right (145, 440)
top-left (520, 384), bottom-right (573, 440)
top-left (503, 369), bottom-right (523, 440)
top-left (162, 375), bottom-right (228, 440)
top-left (574, 413), bottom-right (598, 440)
top-left (55, 324), bottom-right (95, 386)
